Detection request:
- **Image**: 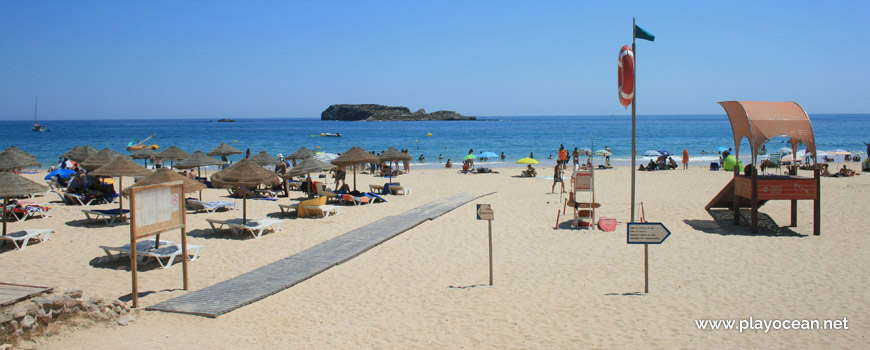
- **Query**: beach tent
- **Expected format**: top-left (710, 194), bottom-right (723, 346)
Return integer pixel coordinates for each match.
top-left (719, 101), bottom-right (817, 165)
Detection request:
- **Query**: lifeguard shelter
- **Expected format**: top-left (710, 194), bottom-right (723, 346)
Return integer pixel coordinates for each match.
top-left (706, 101), bottom-right (821, 235)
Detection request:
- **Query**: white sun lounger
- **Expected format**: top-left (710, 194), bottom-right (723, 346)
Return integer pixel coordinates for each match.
top-left (389, 185), bottom-right (411, 196)
top-left (5, 205), bottom-right (55, 222)
top-left (302, 205), bottom-right (341, 218)
top-left (206, 218), bottom-right (283, 239)
top-left (82, 209), bottom-right (130, 224)
top-left (0, 229), bottom-right (53, 250)
top-left (100, 239), bottom-right (202, 269)
top-left (186, 199), bottom-right (236, 213)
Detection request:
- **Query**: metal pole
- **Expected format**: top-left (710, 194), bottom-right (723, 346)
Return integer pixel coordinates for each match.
top-left (488, 219), bottom-right (493, 286)
top-left (644, 243), bottom-right (649, 293)
top-left (630, 17), bottom-right (637, 223)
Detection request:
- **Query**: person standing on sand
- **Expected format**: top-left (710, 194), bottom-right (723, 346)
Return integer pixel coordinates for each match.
top-left (558, 145), bottom-right (567, 166)
top-left (865, 141), bottom-right (869, 158)
top-left (682, 148), bottom-right (689, 170)
top-left (551, 163), bottom-right (565, 193)
top-left (572, 148), bottom-right (580, 166)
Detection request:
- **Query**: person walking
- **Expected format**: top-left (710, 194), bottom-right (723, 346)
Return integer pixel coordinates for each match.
top-left (682, 148), bottom-right (689, 170)
top-left (551, 163), bottom-right (565, 194)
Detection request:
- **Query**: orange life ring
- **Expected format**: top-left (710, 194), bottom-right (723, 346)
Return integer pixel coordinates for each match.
top-left (618, 45), bottom-right (635, 108)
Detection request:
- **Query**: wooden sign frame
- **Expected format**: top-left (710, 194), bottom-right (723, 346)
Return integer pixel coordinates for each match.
top-left (129, 181), bottom-right (188, 308)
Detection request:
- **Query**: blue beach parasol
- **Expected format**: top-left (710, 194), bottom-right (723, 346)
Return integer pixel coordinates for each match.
top-left (478, 152), bottom-right (498, 163)
top-left (642, 150), bottom-right (662, 157)
top-left (657, 149), bottom-right (672, 157)
top-left (44, 168), bottom-right (76, 180)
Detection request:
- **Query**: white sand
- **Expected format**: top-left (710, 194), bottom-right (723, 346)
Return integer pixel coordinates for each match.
top-left (3, 164), bottom-right (868, 349)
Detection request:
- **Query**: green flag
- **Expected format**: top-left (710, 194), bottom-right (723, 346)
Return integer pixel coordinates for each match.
top-left (635, 25), bottom-right (655, 42)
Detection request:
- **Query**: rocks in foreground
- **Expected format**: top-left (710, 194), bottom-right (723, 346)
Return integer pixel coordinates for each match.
top-left (321, 104), bottom-right (476, 121)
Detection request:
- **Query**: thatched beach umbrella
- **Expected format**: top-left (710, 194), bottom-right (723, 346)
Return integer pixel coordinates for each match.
top-left (331, 147), bottom-right (378, 191)
top-left (378, 147), bottom-right (411, 179)
top-left (174, 151), bottom-right (226, 200)
top-left (130, 148), bottom-right (159, 168)
top-left (0, 172), bottom-right (48, 235)
top-left (80, 148), bottom-right (127, 171)
top-left (207, 143), bottom-right (243, 157)
top-left (287, 147), bottom-right (316, 160)
top-left (2, 146), bottom-right (36, 160)
top-left (61, 145), bottom-right (97, 163)
top-left (158, 146), bottom-right (190, 169)
top-left (121, 167), bottom-right (206, 197)
top-left (90, 157), bottom-right (153, 217)
top-left (249, 151), bottom-right (282, 167)
top-left (0, 151), bottom-right (42, 171)
top-left (210, 158), bottom-right (280, 223)
top-left (285, 157), bottom-right (336, 197)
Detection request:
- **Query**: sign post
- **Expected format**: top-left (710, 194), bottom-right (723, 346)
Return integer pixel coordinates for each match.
top-left (129, 181), bottom-right (187, 308)
top-left (476, 204), bottom-right (494, 285)
top-left (627, 222), bottom-right (670, 293)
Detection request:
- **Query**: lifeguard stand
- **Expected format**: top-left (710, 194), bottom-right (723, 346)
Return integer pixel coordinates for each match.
top-left (706, 101), bottom-right (821, 235)
top-left (571, 168), bottom-right (598, 230)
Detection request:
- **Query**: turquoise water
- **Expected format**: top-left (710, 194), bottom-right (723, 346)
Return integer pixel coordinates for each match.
top-left (3, 115), bottom-right (868, 169)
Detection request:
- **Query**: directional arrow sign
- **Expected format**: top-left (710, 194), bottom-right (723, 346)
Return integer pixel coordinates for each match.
top-left (627, 222), bottom-right (671, 244)
top-left (476, 204), bottom-right (494, 220)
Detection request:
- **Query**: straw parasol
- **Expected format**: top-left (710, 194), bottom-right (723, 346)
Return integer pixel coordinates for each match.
top-left (90, 157), bottom-right (153, 217)
top-left (0, 150), bottom-right (42, 171)
top-left (158, 146), bottom-right (190, 169)
top-left (61, 145), bottom-right (98, 163)
top-left (207, 143), bottom-right (243, 157)
top-left (130, 148), bottom-right (159, 168)
top-left (0, 172), bottom-right (48, 235)
top-left (2, 146), bottom-right (36, 159)
top-left (285, 158), bottom-right (336, 196)
top-left (286, 147), bottom-right (316, 160)
top-left (174, 151), bottom-right (226, 199)
top-left (210, 158), bottom-right (280, 223)
top-left (377, 147), bottom-right (411, 179)
top-left (80, 148), bottom-right (127, 171)
top-left (249, 151), bottom-right (282, 167)
top-left (121, 167), bottom-right (206, 197)
top-left (331, 147), bottom-right (378, 191)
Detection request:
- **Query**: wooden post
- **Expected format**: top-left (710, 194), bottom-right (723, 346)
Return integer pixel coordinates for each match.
top-left (130, 191), bottom-right (138, 308)
top-left (554, 209), bottom-right (560, 229)
top-left (732, 166), bottom-right (740, 225)
top-left (751, 166), bottom-right (758, 233)
top-left (814, 168), bottom-right (820, 235)
top-left (488, 220), bottom-right (493, 286)
top-left (181, 228), bottom-right (189, 290)
top-left (790, 200), bottom-right (798, 227)
top-left (2, 197), bottom-right (7, 236)
top-left (644, 244), bottom-right (649, 293)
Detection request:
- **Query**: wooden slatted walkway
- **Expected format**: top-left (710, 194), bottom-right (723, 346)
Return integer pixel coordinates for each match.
top-left (147, 192), bottom-right (491, 317)
top-left (0, 282), bottom-right (53, 306)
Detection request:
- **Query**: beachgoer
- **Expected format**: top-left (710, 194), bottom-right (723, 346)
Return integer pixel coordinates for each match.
top-left (572, 148), bottom-right (580, 166)
top-left (722, 148), bottom-right (731, 159)
top-left (419, 154), bottom-right (425, 161)
top-left (500, 152), bottom-right (505, 160)
top-left (682, 148), bottom-right (689, 170)
top-left (558, 145), bottom-right (567, 166)
top-left (605, 156), bottom-right (611, 168)
top-left (668, 157), bottom-right (678, 170)
top-left (439, 154), bottom-right (443, 162)
top-left (530, 152), bottom-right (534, 159)
top-left (445, 159), bottom-right (452, 168)
top-left (551, 164), bottom-right (565, 193)
top-left (547, 155), bottom-right (553, 159)
top-left (865, 142), bottom-right (870, 158)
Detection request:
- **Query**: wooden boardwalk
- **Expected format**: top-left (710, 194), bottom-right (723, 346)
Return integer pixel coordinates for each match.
top-left (147, 192), bottom-right (491, 317)
top-left (0, 283), bottom-right (53, 306)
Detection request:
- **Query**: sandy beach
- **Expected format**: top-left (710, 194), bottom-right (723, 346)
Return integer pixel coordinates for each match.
top-left (2, 163), bottom-right (868, 349)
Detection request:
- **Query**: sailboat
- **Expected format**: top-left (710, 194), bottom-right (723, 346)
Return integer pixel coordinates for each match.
top-left (32, 97), bottom-right (48, 132)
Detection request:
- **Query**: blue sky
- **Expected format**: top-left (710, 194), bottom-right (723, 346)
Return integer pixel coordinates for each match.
top-left (1, 0), bottom-right (867, 120)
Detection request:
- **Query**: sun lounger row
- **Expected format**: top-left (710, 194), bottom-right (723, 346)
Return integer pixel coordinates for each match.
top-left (206, 218), bottom-right (283, 239)
top-left (186, 198), bottom-right (236, 213)
top-left (82, 209), bottom-right (130, 224)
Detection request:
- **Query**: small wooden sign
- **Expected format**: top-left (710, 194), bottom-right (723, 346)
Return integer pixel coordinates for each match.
top-left (477, 204), bottom-right (494, 220)
top-left (574, 171), bottom-right (592, 191)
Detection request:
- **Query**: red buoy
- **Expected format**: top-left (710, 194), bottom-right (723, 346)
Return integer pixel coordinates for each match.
top-left (618, 45), bottom-right (635, 108)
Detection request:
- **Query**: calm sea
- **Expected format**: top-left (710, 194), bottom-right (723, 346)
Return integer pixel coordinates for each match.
top-left (3, 115), bottom-right (868, 169)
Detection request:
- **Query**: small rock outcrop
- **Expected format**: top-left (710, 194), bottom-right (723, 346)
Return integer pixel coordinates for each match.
top-left (321, 104), bottom-right (475, 121)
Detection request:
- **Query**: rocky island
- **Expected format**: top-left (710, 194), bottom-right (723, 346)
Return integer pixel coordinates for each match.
top-left (321, 104), bottom-right (476, 121)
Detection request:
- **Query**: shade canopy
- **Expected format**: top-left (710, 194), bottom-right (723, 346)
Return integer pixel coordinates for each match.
top-left (174, 151), bottom-right (225, 169)
top-left (3, 146), bottom-right (36, 159)
top-left (207, 143), bottom-right (243, 157)
top-left (719, 101), bottom-right (817, 165)
top-left (80, 148), bottom-right (127, 170)
top-left (121, 167), bottom-right (206, 197)
top-left (0, 172), bottom-right (48, 197)
top-left (210, 158), bottom-right (280, 188)
top-left (0, 150), bottom-right (42, 170)
top-left (130, 147), bottom-right (159, 160)
top-left (62, 145), bottom-right (98, 163)
top-left (286, 147), bottom-right (316, 160)
top-left (331, 147), bottom-right (378, 167)
top-left (249, 151), bottom-right (282, 167)
top-left (285, 158), bottom-right (336, 177)
top-left (90, 156), bottom-right (153, 177)
top-left (378, 147), bottom-right (411, 161)
top-left (158, 146), bottom-right (191, 161)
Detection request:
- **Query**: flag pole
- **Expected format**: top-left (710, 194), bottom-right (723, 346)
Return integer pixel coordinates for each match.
top-left (630, 17), bottom-right (637, 223)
